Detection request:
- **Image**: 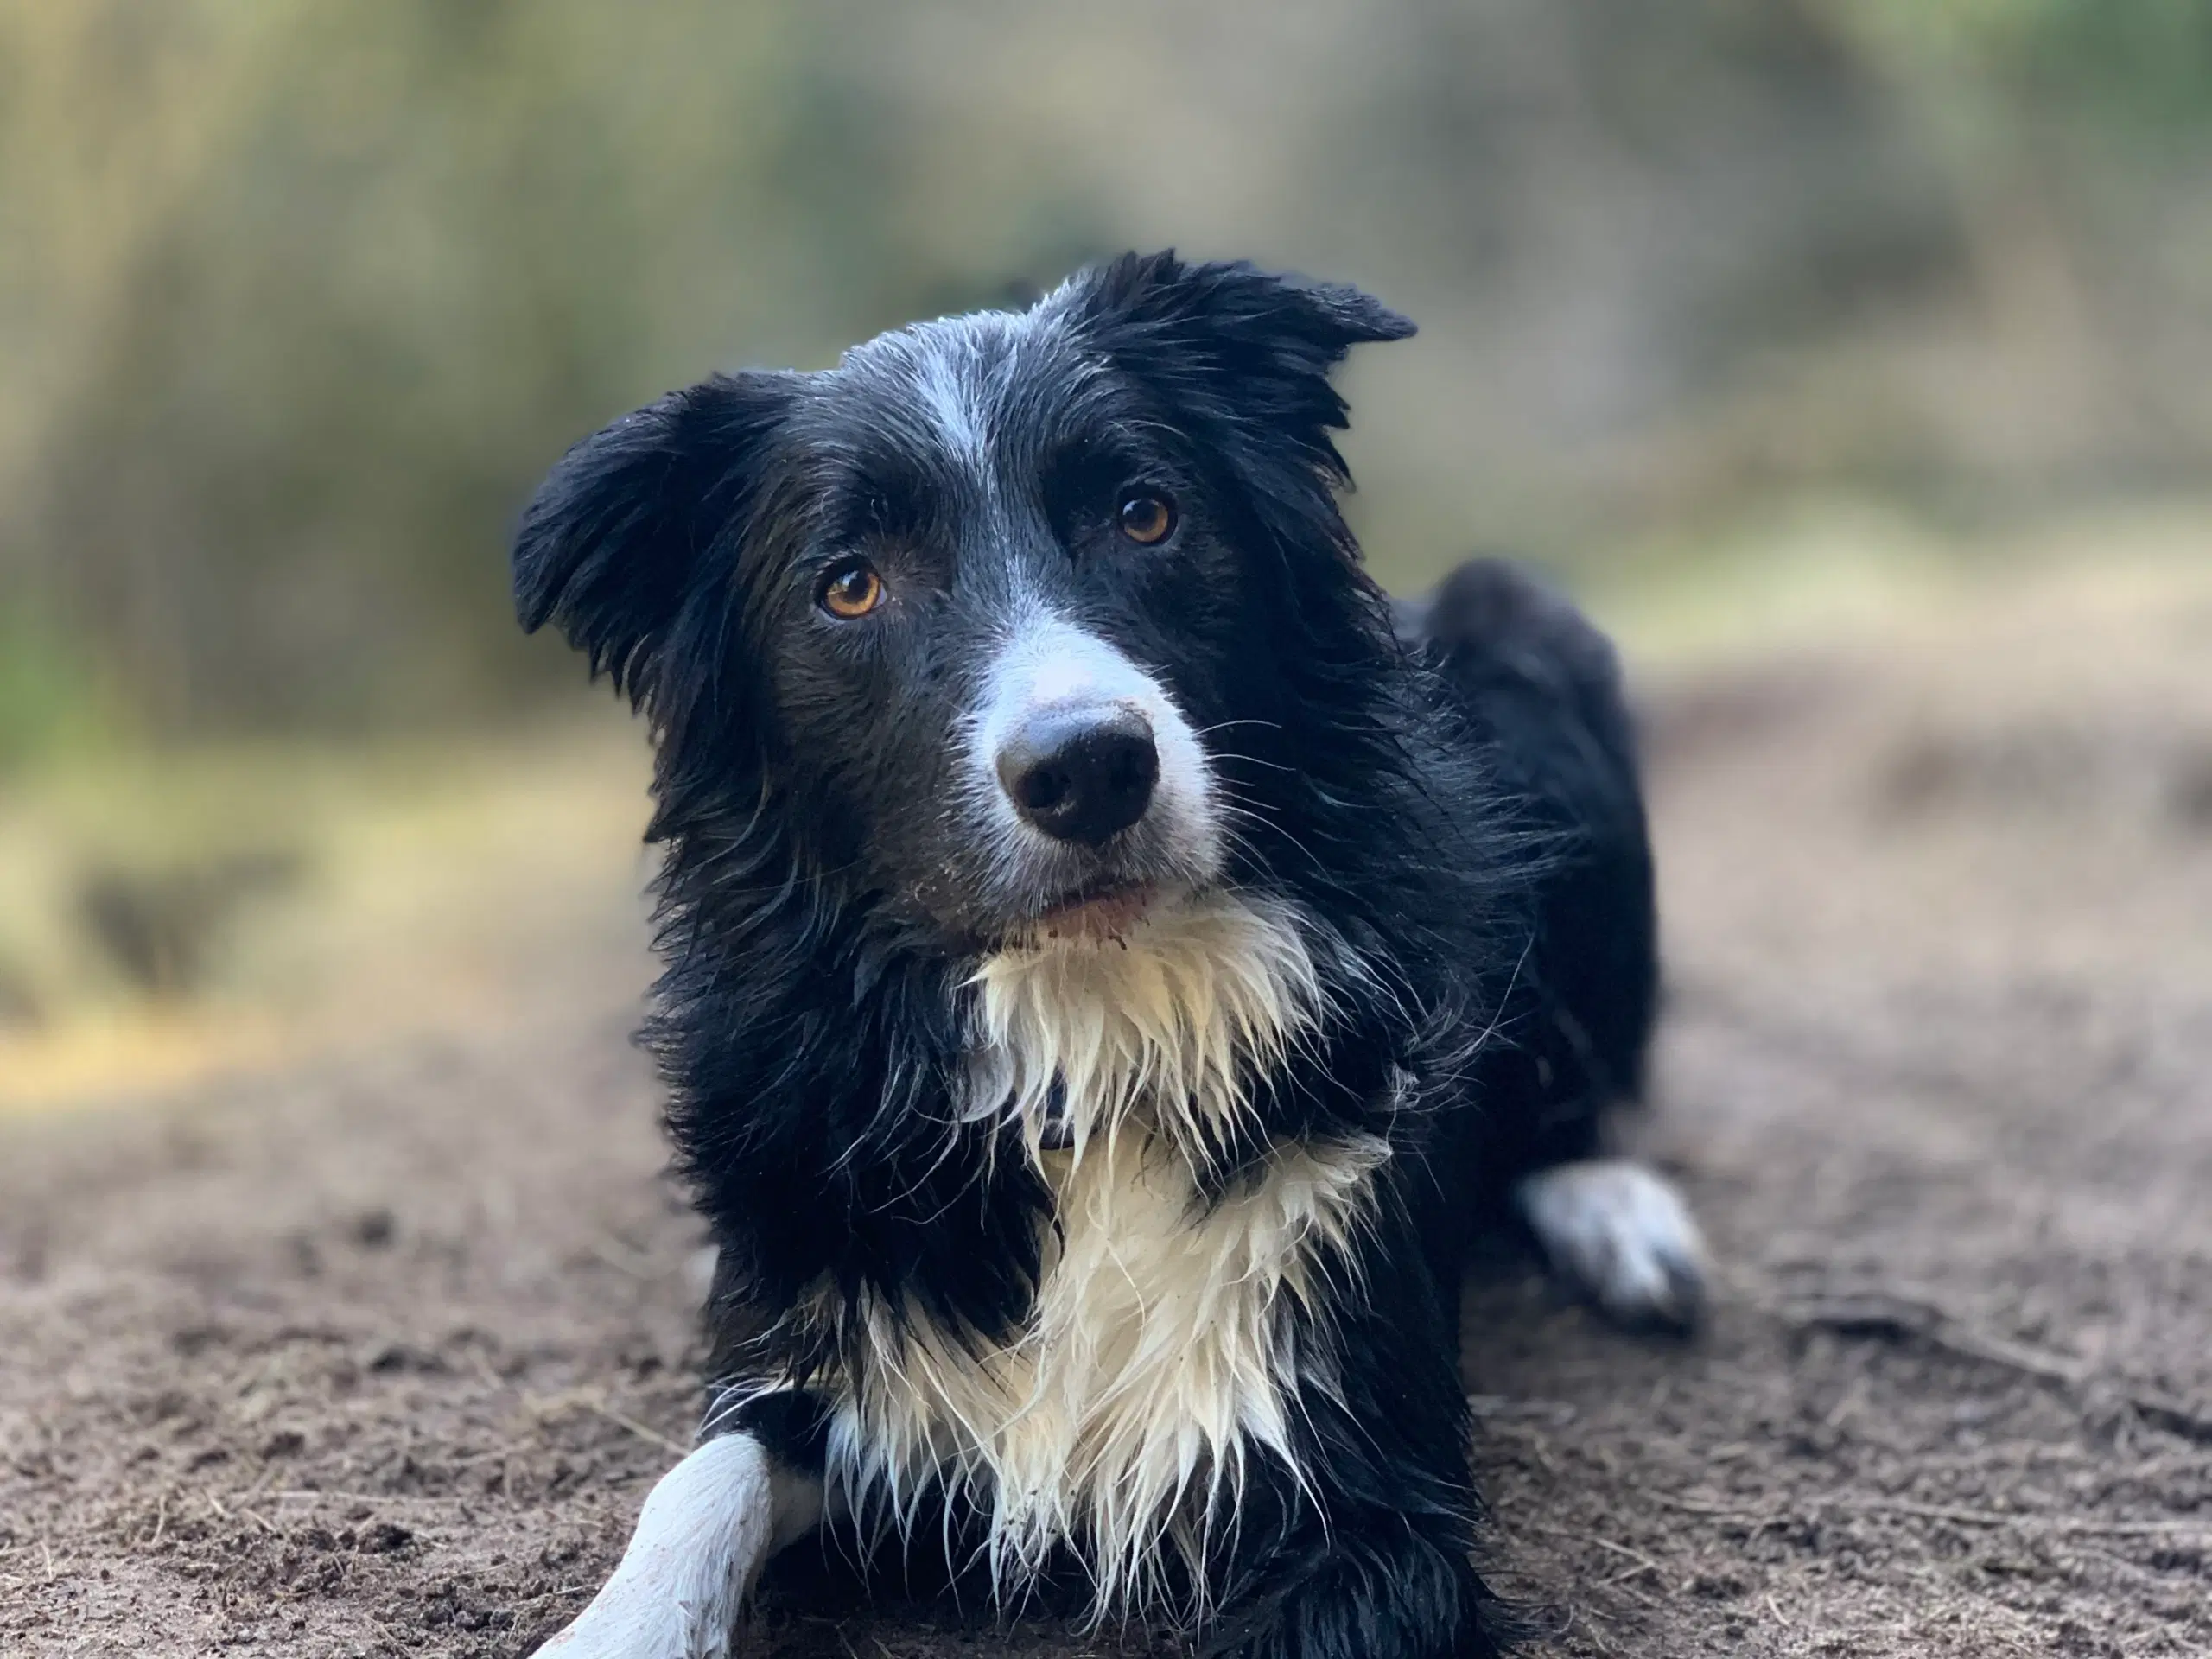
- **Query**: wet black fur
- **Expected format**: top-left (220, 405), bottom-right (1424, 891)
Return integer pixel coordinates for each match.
top-left (513, 252), bottom-right (1659, 1659)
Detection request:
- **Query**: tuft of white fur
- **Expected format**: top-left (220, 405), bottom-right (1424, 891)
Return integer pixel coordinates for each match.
top-left (964, 890), bottom-right (1321, 1164)
top-left (830, 1131), bottom-right (1389, 1615)
top-left (820, 892), bottom-right (1388, 1618)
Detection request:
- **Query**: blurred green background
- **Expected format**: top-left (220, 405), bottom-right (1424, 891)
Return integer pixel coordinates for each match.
top-left (1, 0), bottom-right (2208, 1099)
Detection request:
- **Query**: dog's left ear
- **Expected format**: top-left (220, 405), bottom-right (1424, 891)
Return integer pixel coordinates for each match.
top-left (512, 372), bottom-right (796, 708)
top-left (1069, 251), bottom-right (1414, 484)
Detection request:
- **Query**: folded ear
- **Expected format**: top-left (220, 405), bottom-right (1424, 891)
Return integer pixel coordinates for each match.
top-left (512, 372), bottom-right (795, 704)
top-left (1067, 251), bottom-right (1414, 486)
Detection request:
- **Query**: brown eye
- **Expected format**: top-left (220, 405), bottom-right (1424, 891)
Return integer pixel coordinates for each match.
top-left (1116, 491), bottom-right (1176, 545)
top-left (817, 559), bottom-right (885, 620)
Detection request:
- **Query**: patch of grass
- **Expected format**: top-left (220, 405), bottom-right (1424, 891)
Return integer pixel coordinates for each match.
top-left (0, 709), bottom-right (653, 1109)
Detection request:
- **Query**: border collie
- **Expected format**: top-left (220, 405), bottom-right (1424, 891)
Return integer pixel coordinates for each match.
top-left (513, 252), bottom-right (1705, 1659)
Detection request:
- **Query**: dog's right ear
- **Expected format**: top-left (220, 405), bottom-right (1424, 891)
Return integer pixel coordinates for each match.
top-left (512, 372), bottom-right (795, 704)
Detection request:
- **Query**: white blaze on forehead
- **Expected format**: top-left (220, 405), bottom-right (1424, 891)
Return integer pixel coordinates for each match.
top-left (905, 310), bottom-right (1038, 471)
top-left (902, 307), bottom-right (1082, 484)
top-left (914, 338), bottom-right (988, 463)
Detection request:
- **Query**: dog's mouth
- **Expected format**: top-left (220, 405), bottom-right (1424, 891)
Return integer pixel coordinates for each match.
top-left (1018, 879), bottom-right (1161, 946)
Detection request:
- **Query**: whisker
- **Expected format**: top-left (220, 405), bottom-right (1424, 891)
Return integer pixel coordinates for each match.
top-left (1211, 787), bottom-right (1332, 880)
top-left (1191, 718), bottom-right (1283, 738)
top-left (1209, 748), bottom-right (1296, 773)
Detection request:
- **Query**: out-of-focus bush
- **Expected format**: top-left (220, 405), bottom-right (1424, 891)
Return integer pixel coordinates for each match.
top-left (0, 0), bottom-right (2204, 743)
top-left (0, 2), bottom-right (1098, 741)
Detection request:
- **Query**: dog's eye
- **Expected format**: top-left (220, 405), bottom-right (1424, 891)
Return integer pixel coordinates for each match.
top-left (1116, 491), bottom-right (1177, 546)
top-left (817, 559), bottom-right (886, 620)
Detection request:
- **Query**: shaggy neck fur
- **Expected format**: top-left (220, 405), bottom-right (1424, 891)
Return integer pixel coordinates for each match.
top-left (820, 890), bottom-right (1388, 1618)
top-left (964, 891), bottom-right (1325, 1164)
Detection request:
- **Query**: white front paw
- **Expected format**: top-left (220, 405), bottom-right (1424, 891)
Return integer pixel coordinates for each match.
top-left (531, 1596), bottom-right (733, 1659)
top-left (531, 1432), bottom-right (794, 1659)
top-left (1516, 1158), bottom-right (1708, 1331)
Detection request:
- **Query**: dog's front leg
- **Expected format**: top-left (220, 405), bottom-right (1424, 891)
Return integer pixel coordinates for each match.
top-left (1210, 1247), bottom-right (1517, 1659)
top-left (532, 1430), bottom-right (822, 1659)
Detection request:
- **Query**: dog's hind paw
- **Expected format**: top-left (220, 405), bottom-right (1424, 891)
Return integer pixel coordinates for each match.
top-left (1515, 1159), bottom-right (1707, 1332)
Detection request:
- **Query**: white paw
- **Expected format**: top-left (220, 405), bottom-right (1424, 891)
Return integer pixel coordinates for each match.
top-left (533, 1604), bottom-right (721, 1659)
top-left (1516, 1159), bottom-right (1708, 1331)
top-left (529, 1433), bottom-right (800, 1659)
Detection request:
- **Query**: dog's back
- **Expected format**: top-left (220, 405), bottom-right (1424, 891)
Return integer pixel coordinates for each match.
top-left (1404, 559), bottom-right (1659, 1189)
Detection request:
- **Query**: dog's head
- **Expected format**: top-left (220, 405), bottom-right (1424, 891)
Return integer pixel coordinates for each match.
top-left (514, 252), bottom-right (1413, 950)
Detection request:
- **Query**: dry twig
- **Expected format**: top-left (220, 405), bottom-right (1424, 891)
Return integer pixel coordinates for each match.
top-left (1779, 1287), bottom-right (2212, 1444)
top-left (1649, 1488), bottom-right (2212, 1538)
top-left (578, 1396), bottom-right (690, 1458)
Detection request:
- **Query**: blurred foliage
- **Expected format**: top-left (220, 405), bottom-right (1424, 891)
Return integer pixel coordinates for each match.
top-left (1840, 0), bottom-right (2212, 128)
top-left (0, 606), bottom-right (114, 765)
top-left (0, 1), bottom-right (1100, 738)
top-left (0, 0), bottom-right (2206, 744)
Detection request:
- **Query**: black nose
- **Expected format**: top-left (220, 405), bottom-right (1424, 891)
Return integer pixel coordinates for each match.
top-left (996, 707), bottom-right (1159, 846)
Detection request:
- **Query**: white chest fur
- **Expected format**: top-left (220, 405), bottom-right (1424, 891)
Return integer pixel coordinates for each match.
top-left (821, 893), bottom-right (1389, 1612)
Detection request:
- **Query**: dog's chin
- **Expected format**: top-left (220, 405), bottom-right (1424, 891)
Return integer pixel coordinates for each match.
top-left (1007, 880), bottom-right (1173, 950)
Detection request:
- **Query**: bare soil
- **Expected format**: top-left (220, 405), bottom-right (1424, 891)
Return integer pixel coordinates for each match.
top-left (4, 556), bottom-right (2209, 1657)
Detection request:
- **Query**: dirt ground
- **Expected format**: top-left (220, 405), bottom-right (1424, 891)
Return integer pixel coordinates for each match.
top-left (3, 550), bottom-right (2209, 1657)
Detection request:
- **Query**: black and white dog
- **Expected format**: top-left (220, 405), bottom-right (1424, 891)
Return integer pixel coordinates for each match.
top-left (513, 252), bottom-right (1705, 1659)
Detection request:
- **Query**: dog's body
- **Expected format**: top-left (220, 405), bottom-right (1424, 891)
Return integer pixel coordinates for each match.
top-left (515, 253), bottom-right (1704, 1659)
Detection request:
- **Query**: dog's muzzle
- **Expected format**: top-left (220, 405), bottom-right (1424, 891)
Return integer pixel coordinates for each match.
top-left (962, 610), bottom-right (1222, 928)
